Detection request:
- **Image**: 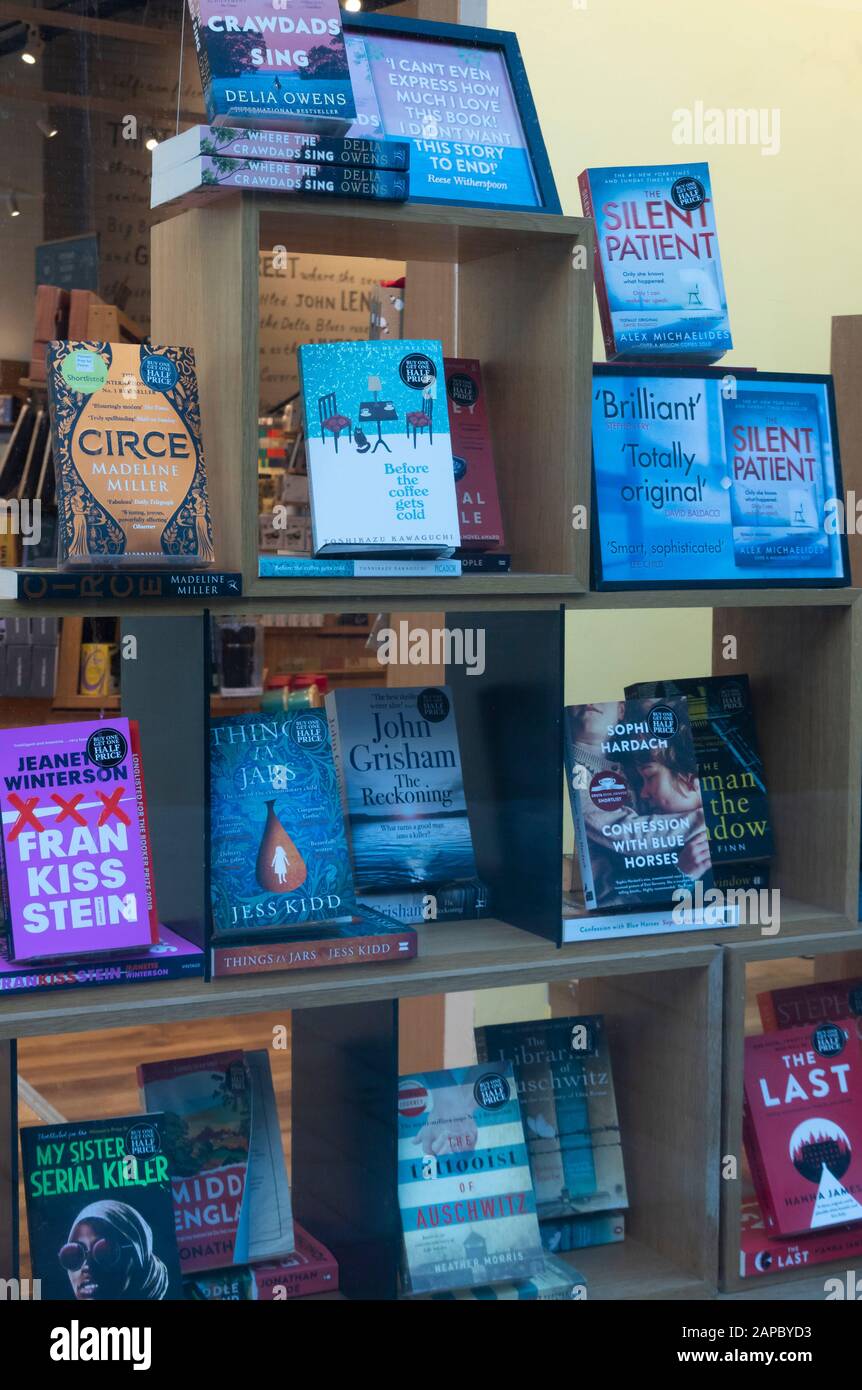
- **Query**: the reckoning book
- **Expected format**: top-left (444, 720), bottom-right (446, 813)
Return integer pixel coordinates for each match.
top-left (209, 709), bottom-right (356, 937)
top-left (47, 342), bottom-right (215, 569)
top-left (325, 686), bottom-right (477, 893)
top-left (0, 719), bottom-right (159, 963)
top-left (579, 162), bottom-right (732, 362)
top-left (21, 1113), bottom-right (183, 1300)
top-left (475, 1015), bottom-right (628, 1220)
top-left (397, 1063), bottom-right (545, 1295)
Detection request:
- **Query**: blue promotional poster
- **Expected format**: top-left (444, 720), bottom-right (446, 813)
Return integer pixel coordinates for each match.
top-left (591, 369), bottom-right (849, 589)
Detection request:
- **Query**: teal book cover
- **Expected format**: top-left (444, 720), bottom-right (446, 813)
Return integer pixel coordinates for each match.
top-left (475, 1015), bottom-right (629, 1220)
top-left (209, 709), bottom-right (356, 936)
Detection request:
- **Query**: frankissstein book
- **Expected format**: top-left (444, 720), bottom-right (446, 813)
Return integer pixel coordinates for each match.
top-left (564, 699), bottom-right (713, 911)
top-left (743, 1024), bottom-right (862, 1237)
top-left (21, 1113), bottom-right (183, 1300)
top-left (209, 709), bottom-right (355, 937)
top-left (187, 0), bottom-right (356, 133)
top-left (326, 686), bottom-right (476, 893)
top-left (625, 676), bottom-right (773, 872)
top-left (47, 342), bottom-right (215, 569)
top-left (0, 719), bottom-right (159, 963)
top-left (298, 339), bottom-right (460, 557)
top-left (579, 163), bottom-right (732, 362)
top-left (397, 1062), bottom-right (544, 1295)
top-left (475, 1015), bottom-right (628, 1221)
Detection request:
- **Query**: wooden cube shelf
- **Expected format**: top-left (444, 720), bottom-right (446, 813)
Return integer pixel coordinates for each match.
top-left (150, 194), bottom-right (594, 606)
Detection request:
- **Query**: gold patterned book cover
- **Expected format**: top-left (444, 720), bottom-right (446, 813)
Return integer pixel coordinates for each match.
top-left (47, 342), bottom-right (215, 568)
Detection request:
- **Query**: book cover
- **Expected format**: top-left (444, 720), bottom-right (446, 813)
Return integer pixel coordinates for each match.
top-left (397, 1062), bottom-right (545, 1295)
top-left (625, 675), bottom-right (773, 867)
top-left (0, 923), bottom-right (204, 995)
top-left (444, 358), bottom-right (505, 550)
top-left (743, 1024), bottom-right (862, 1237)
top-left (475, 1015), bottom-right (628, 1220)
top-left (326, 686), bottom-right (476, 893)
top-left (21, 1113), bottom-right (183, 1300)
top-left (564, 699), bottom-right (714, 911)
top-left (417, 1252), bottom-right (585, 1301)
top-left (187, 0), bottom-right (355, 131)
top-left (590, 368), bottom-right (848, 589)
top-left (137, 1050), bottom-right (252, 1272)
top-left (183, 1223), bottom-right (337, 1299)
top-left (47, 342), bottom-right (215, 569)
top-left (153, 124), bottom-right (409, 173)
top-left (298, 340), bottom-right (460, 556)
top-left (209, 709), bottom-right (356, 937)
top-left (0, 718), bottom-right (159, 963)
top-left (758, 977), bottom-right (862, 1039)
top-left (740, 1195), bottom-right (862, 1279)
top-left (151, 156), bottom-right (409, 210)
top-left (580, 163), bottom-right (732, 362)
top-left (210, 915), bottom-right (417, 976)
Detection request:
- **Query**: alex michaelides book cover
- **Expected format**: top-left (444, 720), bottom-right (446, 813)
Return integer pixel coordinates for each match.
top-left (564, 698), bottom-right (713, 911)
top-left (397, 1062), bottom-right (544, 1296)
top-left (475, 1015), bottom-right (628, 1221)
top-left (0, 718), bottom-right (159, 963)
top-left (579, 162), bottom-right (731, 362)
top-left (209, 709), bottom-right (355, 938)
top-left (743, 1024), bottom-right (862, 1238)
top-left (21, 1113), bottom-right (183, 1301)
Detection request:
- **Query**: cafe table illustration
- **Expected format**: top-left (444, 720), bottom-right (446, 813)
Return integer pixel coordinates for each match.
top-left (358, 399), bottom-right (399, 453)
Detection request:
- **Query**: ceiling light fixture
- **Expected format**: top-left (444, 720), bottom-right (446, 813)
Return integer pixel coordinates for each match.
top-left (344, 1), bottom-right (363, 12)
top-left (21, 26), bottom-right (43, 64)
top-left (36, 119), bottom-right (58, 139)
top-left (145, 137), bottom-right (159, 151)
top-left (8, 193), bottom-right (20, 218)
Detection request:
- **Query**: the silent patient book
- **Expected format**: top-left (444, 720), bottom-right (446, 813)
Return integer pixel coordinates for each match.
top-left (21, 1113), bottom-right (183, 1301)
top-left (298, 339), bottom-right (460, 556)
top-left (0, 719), bottom-right (159, 963)
top-left (47, 341), bottom-right (214, 569)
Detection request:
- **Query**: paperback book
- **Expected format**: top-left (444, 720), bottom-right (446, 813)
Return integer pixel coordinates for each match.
top-left (758, 977), bottom-right (862, 1041)
top-left (183, 1223), bottom-right (337, 1299)
top-left (326, 686), bottom-right (476, 893)
top-left (579, 163), bottom-right (732, 361)
top-left (417, 1252), bottom-right (585, 1301)
top-left (743, 1024), bottom-right (862, 1237)
top-left (209, 709), bottom-right (356, 937)
top-left (0, 719), bottom-right (159, 963)
top-left (151, 156), bottom-right (408, 210)
top-left (187, 0), bottom-right (356, 133)
top-left (740, 1194), bottom-right (862, 1279)
top-left (564, 699), bottom-right (713, 911)
top-left (625, 675), bottom-right (773, 870)
top-left (21, 1113), bottom-right (183, 1301)
top-left (152, 124), bottom-right (409, 173)
top-left (0, 924), bottom-right (204, 996)
top-left (591, 368), bottom-right (848, 589)
top-left (444, 358), bottom-right (505, 550)
top-left (298, 340), bottom-right (460, 556)
top-left (47, 342), bottom-right (215, 569)
top-left (475, 1015), bottom-right (628, 1220)
top-left (397, 1062), bottom-right (545, 1295)
top-left (541, 1211), bottom-right (625, 1254)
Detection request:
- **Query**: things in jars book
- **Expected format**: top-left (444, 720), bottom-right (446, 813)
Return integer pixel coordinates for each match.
top-left (397, 1062), bottom-right (544, 1295)
top-left (47, 342), bottom-right (214, 569)
top-left (209, 709), bottom-right (356, 937)
top-left (0, 718), bottom-right (159, 963)
top-left (298, 339), bottom-right (460, 556)
top-left (21, 1113), bottom-right (183, 1301)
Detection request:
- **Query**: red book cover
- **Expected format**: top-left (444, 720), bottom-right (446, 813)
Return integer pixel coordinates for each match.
top-left (743, 1023), bottom-right (862, 1237)
top-left (183, 1223), bottom-right (338, 1300)
top-left (758, 977), bottom-right (862, 1039)
top-left (211, 925), bottom-right (417, 977)
top-left (740, 1195), bottom-right (862, 1279)
top-left (578, 171), bottom-right (616, 360)
top-left (444, 358), bottom-right (505, 550)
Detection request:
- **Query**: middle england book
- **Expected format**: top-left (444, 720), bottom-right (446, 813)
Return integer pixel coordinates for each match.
top-left (298, 340), bottom-right (460, 556)
top-left (564, 698), bottom-right (713, 912)
top-left (325, 686), bottom-right (477, 893)
top-left (475, 1015), bottom-right (628, 1221)
top-left (397, 1062), bottom-right (545, 1296)
top-left (0, 718), bottom-right (159, 963)
top-left (209, 708), bottom-right (356, 937)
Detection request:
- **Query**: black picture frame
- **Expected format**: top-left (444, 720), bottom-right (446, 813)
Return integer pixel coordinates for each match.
top-left (591, 364), bottom-right (851, 592)
top-left (343, 11), bottom-right (561, 215)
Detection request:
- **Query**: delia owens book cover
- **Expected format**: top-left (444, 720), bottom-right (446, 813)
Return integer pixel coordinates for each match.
top-left (187, 0), bottom-right (356, 131)
top-left (325, 686), bottom-right (477, 893)
top-left (743, 1025), bottom-right (862, 1237)
top-left (475, 1015), bottom-right (628, 1221)
top-left (580, 162), bottom-right (732, 362)
top-left (47, 342), bottom-right (214, 569)
top-left (397, 1063), bottom-right (544, 1295)
top-left (209, 710), bottom-right (356, 937)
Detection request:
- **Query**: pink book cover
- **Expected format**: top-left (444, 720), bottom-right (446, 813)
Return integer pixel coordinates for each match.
top-left (0, 718), bottom-right (159, 963)
top-left (444, 359), bottom-right (505, 550)
top-left (138, 1050), bottom-right (252, 1273)
top-left (740, 1195), bottom-right (862, 1279)
top-left (744, 1024), bottom-right (862, 1237)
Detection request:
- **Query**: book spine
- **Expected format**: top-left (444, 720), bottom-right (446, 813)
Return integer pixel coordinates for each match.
top-left (14, 571), bottom-right (243, 601)
top-left (578, 171), bottom-right (617, 360)
top-left (187, 131), bottom-right (409, 170)
top-left (457, 553), bottom-right (512, 573)
top-left (0, 953), bottom-right (204, 996)
top-left (259, 557), bottom-right (461, 578)
top-left (563, 719), bottom-right (598, 910)
top-left (742, 1098), bottom-right (778, 1234)
top-left (129, 719), bottom-right (159, 944)
top-left (186, 0), bottom-right (213, 119)
top-left (757, 990), bottom-right (779, 1033)
top-left (211, 930), bottom-right (417, 977)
